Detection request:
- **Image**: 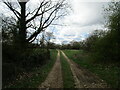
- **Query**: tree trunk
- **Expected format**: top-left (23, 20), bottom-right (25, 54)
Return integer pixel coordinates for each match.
top-left (18, 2), bottom-right (27, 49)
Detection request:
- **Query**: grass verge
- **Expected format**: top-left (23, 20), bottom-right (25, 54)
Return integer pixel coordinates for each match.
top-left (60, 51), bottom-right (74, 88)
top-left (6, 49), bottom-right (57, 88)
top-left (63, 50), bottom-right (120, 88)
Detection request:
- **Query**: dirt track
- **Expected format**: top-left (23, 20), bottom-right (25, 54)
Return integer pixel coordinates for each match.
top-left (39, 50), bottom-right (63, 88)
top-left (61, 50), bottom-right (108, 88)
top-left (39, 50), bottom-right (108, 88)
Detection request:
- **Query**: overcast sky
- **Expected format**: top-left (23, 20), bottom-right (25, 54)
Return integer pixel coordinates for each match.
top-left (49, 1), bottom-right (109, 44)
top-left (0, 0), bottom-right (110, 44)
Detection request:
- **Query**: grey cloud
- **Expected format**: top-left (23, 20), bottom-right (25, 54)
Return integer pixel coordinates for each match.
top-left (70, 2), bottom-right (108, 27)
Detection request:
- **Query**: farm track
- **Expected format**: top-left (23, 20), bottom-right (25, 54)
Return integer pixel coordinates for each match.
top-left (61, 50), bottom-right (109, 88)
top-left (39, 50), bottom-right (109, 88)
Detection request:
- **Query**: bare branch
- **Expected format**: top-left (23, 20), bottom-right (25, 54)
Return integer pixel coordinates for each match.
top-left (29, 35), bottom-right (37, 43)
top-left (26, 27), bottom-right (44, 42)
top-left (42, 1), bottom-right (66, 28)
top-left (43, 15), bottom-right (56, 29)
top-left (26, 0), bottom-right (48, 24)
top-left (4, 2), bottom-right (21, 20)
top-left (26, 8), bottom-right (38, 17)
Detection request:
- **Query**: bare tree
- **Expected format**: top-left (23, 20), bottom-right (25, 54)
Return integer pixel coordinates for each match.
top-left (3, 0), bottom-right (69, 48)
top-left (45, 32), bottom-right (54, 42)
top-left (39, 31), bottom-right (55, 48)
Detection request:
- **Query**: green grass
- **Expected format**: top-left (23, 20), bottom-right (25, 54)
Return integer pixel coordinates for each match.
top-left (63, 50), bottom-right (120, 88)
top-left (6, 49), bottom-right (57, 88)
top-left (60, 51), bottom-right (74, 88)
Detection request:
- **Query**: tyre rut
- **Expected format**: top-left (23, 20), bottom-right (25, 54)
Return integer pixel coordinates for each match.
top-left (39, 50), bottom-right (63, 88)
top-left (61, 50), bottom-right (108, 88)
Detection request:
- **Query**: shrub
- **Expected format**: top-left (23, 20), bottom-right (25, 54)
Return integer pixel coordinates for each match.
top-left (2, 44), bottom-right (50, 87)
